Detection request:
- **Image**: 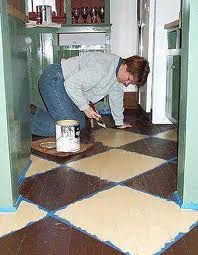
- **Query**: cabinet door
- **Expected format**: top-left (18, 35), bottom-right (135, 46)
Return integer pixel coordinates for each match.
top-left (27, 30), bottom-right (57, 109)
top-left (166, 55), bottom-right (181, 123)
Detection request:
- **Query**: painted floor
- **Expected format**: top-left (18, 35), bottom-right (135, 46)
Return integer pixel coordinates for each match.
top-left (0, 109), bottom-right (197, 255)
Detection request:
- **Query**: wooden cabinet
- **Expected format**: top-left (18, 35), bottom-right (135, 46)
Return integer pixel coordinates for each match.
top-left (165, 23), bottom-right (181, 124)
top-left (26, 28), bottom-right (58, 108)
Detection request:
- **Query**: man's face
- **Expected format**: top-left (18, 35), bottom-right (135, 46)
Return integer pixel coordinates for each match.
top-left (117, 64), bottom-right (138, 86)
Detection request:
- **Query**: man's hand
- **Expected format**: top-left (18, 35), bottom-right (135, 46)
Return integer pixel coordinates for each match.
top-left (84, 106), bottom-right (101, 121)
top-left (117, 123), bottom-right (132, 129)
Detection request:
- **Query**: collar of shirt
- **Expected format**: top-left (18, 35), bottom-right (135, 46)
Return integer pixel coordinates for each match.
top-left (116, 57), bottom-right (123, 76)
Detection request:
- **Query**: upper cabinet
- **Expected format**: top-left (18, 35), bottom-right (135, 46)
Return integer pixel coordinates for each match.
top-left (27, 0), bottom-right (110, 25)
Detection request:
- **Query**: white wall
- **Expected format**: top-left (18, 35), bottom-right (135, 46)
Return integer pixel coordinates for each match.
top-left (110, 0), bottom-right (137, 92)
top-left (152, 0), bottom-right (180, 124)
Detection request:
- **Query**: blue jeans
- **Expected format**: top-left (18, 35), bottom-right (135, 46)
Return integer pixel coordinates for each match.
top-left (30, 64), bottom-right (85, 136)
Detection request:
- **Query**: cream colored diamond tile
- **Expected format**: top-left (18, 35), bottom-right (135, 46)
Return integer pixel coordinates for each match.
top-left (154, 129), bottom-right (177, 141)
top-left (67, 149), bottom-right (165, 182)
top-left (56, 186), bottom-right (198, 255)
top-left (93, 128), bottom-right (146, 147)
top-left (26, 155), bottom-right (59, 177)
top-left (0, 201), bottom-right (46, 237)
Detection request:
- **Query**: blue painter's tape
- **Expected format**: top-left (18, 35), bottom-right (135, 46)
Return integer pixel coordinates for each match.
top-left (154, 221), bottom-right (198, 255)
top-left (0, 195), bottom-right (23, 213)
top-left (18, 159), bottom-right (32, 186)
top-left (18, 157), bottom-right (61, 182)
top-left (173, 192), bottom-right (198, 210)
top-left (20, 196), bottom-right (51, 214)
top-left (52, 188), bottom-right (197, 255)
top-left (0, 196), bottom-right (50, 239)
top-left (52, 214), bottom-right (130, 255)
top-left (167, 156), bottom-right (178, 163)
top-left (167, 156), bottom-right (177, 162)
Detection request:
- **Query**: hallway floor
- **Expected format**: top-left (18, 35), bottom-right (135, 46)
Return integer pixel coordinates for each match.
top-left (0, 109), bottom-right (197, 255)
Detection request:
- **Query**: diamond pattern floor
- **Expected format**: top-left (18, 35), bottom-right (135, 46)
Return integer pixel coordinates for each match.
top-left (0, 109), bottom-right (197, 255)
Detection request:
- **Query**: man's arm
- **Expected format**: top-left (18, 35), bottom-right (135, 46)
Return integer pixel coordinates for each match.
top-left (108, 81), bottom-right (124, 126)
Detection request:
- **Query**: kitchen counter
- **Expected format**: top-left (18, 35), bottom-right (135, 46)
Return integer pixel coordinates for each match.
top-left (164, 19), bottom-right (179, 29)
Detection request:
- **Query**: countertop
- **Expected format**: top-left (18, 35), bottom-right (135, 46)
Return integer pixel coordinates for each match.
top-left (164, 19), bottom-right (179, 29)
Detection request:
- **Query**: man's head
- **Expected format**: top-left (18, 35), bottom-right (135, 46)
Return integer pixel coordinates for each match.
top-left (117, 55), bottom-right (150, 86)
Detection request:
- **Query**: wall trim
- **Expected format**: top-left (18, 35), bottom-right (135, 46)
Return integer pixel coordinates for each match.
top-left (173, 192), bottom-right (198, 210)
top-left (7, 4), bottom-right (28, 23)
top-left (0, 195), bottom-right (22, 213)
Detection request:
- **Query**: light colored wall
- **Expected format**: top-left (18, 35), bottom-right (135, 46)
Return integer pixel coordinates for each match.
top-left (152, 0), bottom-right (180, 124)
top-left (110, 0), bottom-right (137, 92)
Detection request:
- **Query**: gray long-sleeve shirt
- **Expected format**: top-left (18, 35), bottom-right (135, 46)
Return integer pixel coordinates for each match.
top-left (61, 52), bottom-right (124, 126)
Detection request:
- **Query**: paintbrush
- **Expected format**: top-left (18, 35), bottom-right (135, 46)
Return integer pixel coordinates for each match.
top-left (89, 101), bottom-right (106, 128)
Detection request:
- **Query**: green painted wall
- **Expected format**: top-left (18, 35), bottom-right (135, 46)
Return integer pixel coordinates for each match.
top-left (0, 0), bottom-right (14, 207)
top-left (177, 0), bottom-right (198, 205)
top-left (9, 15), bottom-right (31, 176)
top-left (0, 0), bottom-right (31, 208)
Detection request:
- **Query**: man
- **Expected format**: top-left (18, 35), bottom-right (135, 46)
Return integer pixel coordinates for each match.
top-left (30, 52), bottom-right (150, 136)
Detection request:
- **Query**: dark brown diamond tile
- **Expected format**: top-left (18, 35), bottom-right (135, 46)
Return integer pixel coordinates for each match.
top-left (0, 217), bottom-right (124, 255)
top-left (131, 120), bottom-right (174, 136)
top-left (124, 109), bottom-right (175, 135)
top-left (121, 137), bottom-right (177, 160)
top-left (19, 167), bottom-right (113, 211)
top-left (123, 162), bottom-right (178, 200)
top-left (162, 226), bottom-right (198, 255)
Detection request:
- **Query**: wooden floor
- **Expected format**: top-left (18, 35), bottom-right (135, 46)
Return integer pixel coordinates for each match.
top-left (0, 109), bottom-right (197, 255)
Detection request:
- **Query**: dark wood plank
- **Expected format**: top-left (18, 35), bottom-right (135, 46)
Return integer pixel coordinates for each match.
top-left (0, 218), bottom-right (124, 255)
top-left (20, 167), bottom-right (112, 211)
top-left (121, 137), bottom-right (178, 160)
top-left (124, 163), bottom-right (177, 200)
top-left (162, 227), bottom-right (198, 255)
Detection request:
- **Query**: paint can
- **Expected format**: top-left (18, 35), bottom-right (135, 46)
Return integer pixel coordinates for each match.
top-left (36, 5), bottom-right (52, 24)
top-left (56, 120), bottom-right (80, 152)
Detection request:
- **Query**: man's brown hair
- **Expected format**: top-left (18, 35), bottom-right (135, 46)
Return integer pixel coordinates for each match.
top-left (123, 55), bottom-right (150, 86)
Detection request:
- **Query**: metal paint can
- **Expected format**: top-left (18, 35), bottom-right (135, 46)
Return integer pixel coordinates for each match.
top-left (36, 5), bottom-right (52, 24)
top-left (56, 120), bottom-right (80, 152)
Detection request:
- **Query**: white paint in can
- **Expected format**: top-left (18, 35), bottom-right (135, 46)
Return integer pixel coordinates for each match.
top-left (56, 120), bottom-right (80, 152)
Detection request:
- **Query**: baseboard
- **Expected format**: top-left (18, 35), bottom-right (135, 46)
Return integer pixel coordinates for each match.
top-left (0, 195), bottom-right (22, 213)
top-left (173, 192), bottom-right (198, 210)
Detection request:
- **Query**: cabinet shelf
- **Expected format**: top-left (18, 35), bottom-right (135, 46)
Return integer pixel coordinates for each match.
top-left (59, 23), bottom-right (111, 33)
